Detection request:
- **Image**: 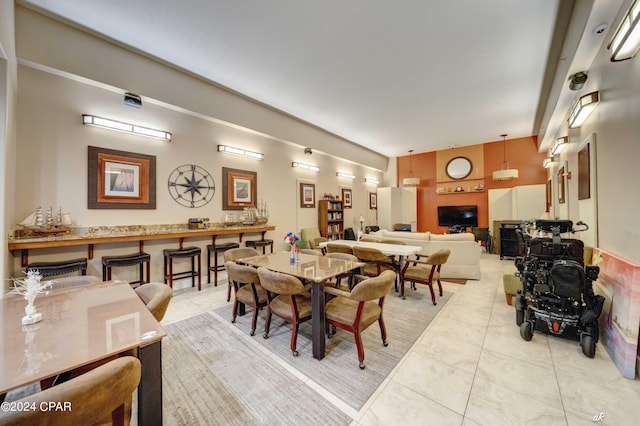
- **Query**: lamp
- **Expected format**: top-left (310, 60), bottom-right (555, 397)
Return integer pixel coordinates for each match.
top-left (609, 0), bottom-right (640, 61)
top-left (568, 92), bottom-right (599, 128)
top-left (82, 114), bottom-right (171, 141)
top-left (292, 162), bottom-right (319, 172)
top-left (551, 136), bottom-right (568, 155)
top-left (336, 172), bottom-right (355, 179)
top-left (364, 177), bottom-right (379, 185)
top-left (492, 134), bottom-right (519, 180)
top-left (402, 149), bottom-right (420, 186)
top-left (217, 144), bottom-right (264, 160)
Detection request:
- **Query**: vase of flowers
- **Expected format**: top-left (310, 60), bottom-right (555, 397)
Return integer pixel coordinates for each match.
top-left (9, 271), bottom-right (51, 325)
top-left (284, 232), bottom-right (299, 264)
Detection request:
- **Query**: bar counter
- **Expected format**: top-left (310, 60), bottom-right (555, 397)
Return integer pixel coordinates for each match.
top-left (8, 223), bottom-right (276, 267)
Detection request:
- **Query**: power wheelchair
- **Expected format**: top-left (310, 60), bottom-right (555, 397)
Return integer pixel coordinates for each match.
top-left (514, 220), bottom-right (604, 358)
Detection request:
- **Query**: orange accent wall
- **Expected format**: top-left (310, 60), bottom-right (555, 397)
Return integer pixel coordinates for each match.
top-left (397, 136), bottom-right (547, 233)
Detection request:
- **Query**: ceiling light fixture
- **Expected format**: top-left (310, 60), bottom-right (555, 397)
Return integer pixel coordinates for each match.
top-left (551, 136), bottom-right (569, 155)
top-left (292, 162), bottom-right (319, 172)
top-left (609, 0), bottom-right (640, 61)
top-left (365, 177), bottom-right (379, 185)
top-left (492, 134), bottom-right (519, 180)
top-left (568, 91), bottom-right (599, 128)
top-left (336, 172), bottom-right (355, 179)
top-left (82, 114), bottom-right (171, 141)
top-left (402, 149), bottom-right (420, 186)
top-left (217, 144), bottom-right (264, 160)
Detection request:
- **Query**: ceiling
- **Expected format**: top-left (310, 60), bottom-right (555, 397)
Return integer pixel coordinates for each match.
top-left (20, 0), bottom-right (623, 158)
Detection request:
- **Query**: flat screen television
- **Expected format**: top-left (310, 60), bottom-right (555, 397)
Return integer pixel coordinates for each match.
top-left (437, 205), bottom-right (478, 227)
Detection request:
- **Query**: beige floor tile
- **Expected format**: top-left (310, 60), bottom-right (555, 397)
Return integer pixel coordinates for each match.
top-left (393, 351), bottom-right (475, 414)
top-left (482, 321), bottom-right (554, 368)
top-left (424, 314), bottom-right (487, 347)
top-left (466, 375), bottom-right (567, 426)
top-left (358, 381), bottom-right (463, 426)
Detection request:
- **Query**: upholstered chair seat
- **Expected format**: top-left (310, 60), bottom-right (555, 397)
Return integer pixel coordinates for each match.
top-left (257, 267), bottom-right (313, 356)
top-left (401, 249), bottom-right (451, 304)
top-left (324, 270), bottom-right (396, 369)
top-left (225, 261), bottom-right (268, 335)
top-left (223, 247), bottom-right (261, 302)
top-left (134, 282), bottom-right (173, 322)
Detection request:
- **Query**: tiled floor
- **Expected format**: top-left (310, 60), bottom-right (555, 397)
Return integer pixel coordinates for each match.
top-left (163, 253), bottom-right (640, 425)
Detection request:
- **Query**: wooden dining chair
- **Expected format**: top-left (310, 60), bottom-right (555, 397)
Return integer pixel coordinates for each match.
top-left (257, 267), bottom-right (312, 357)
top-left (2, 357), bottom-right (141, 426)
top-left (352, 246), bottom-right (398, 291)
top-left (324, 270), bottom-right (396, 369)
top-left (225, 261), bottom-right (268, 336)
top-left (223, 247), bottom-right (261, 301)
top-left (400, 249), bottom-right (451, 304)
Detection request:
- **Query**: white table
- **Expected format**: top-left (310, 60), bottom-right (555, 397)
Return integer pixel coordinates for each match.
top-left (318, 240), bottom-right (423, 257)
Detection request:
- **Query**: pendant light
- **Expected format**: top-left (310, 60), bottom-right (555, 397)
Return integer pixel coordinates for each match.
top-left (402, 149), bottom-right (420, 186)
top-left (492, 134), bottom-right (519, 180)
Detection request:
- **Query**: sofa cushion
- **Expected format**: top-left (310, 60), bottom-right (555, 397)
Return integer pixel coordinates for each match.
top-left (382, 230), bottom-right (430, 241)
top-left (430, 233), bottom-right (475, 241)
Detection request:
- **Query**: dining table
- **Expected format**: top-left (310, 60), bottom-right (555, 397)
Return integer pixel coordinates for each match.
top-left (0, 280), bottom-right (166, 426)
top-left (237, 251), bottom-right (364, 360)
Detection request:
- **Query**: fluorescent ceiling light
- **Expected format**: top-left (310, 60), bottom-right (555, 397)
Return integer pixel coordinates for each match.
top-left (82, 114), bottom-right (171, 141)
top-left (336, 172), bottom-right (355, 179)
top-left (552, 136), bottom-right (569, 155)
top-left (292, 162), bottom-right (319, 172)
top-left (218, 144), bottom-right (264, 160)
top-left (543, 156), bottom-right (555, 168)
top-left (365, 177), bottom-right (379, 184)
top-left (568, 92), bottom-right (599, 128)
top-left (609, 0), bottom-right (640, 61)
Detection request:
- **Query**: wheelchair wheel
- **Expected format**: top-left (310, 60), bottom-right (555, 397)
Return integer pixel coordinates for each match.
top-left (581, 335), bottom-right (596, 358)
top-left (515, 295), bottom-right (525, 326)
top-left (520, 321), bottom-right (534, 341)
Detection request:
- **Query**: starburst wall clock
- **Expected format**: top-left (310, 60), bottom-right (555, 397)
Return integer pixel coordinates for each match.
top-left (167, 164), bottom-right (215, 208)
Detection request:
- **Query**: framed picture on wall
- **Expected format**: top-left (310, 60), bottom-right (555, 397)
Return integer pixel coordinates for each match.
top-left (222, 167), bottom-right (256, 210)
top-left (342, 188), bottom-right (352, 209)
top-left (88, 146), bottom-right (156, 209)
top-left (558, 166), bottom-right (566, 204)
top-left (300, 182), bottom-right (316, 208)
top-left (578, 143), bottom-right (590, 200)
top-left (369, 192), bottom-right (377, 209)
top-left (546, 178), bottom-right (552, 211)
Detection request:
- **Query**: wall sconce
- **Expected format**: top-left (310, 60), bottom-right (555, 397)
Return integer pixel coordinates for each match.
top-left (82, 114), bottom-right (171, 141)
top-left (543, 156), bottom-right (556, 168)
top-left (336, 172), bottom-right (355, 179)
top-left (568, 91), bottom-right (599, 128)
top-left (551, 136), bottom-right (569, 155)
top-left (292, 162), bottom-right (320, 172)
top-left (609, 0), bottom-right (640, 61)
top-left (217, 144), bottom-right (264, 160)
top-left (364, 177), bottom-right (379, 185)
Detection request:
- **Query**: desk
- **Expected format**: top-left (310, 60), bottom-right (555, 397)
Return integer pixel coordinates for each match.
top-left (238, 252), bottom-right (363, 360)
top-left (8, 224), bottom-right (275, 267)
top-left (0, 281), bottom-right (166, 425)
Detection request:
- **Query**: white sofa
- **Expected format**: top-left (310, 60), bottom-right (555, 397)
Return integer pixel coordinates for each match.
top-left (364, 230), bottom-right (482, 280)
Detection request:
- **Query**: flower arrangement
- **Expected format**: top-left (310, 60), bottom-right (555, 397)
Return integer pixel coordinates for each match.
top-left (284, 232), bottom-right (300, 247)
top-left (9, 270), bottom-right (51, 325)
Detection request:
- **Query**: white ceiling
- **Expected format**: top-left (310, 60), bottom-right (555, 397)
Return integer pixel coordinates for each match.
top-left (20, 0), bottom-right (623, 158)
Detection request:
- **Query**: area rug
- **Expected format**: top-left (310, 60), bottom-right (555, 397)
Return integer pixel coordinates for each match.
top-left (212, 287), bottom-right (451, 411)
top-left (162, 313), bottom-right (352, 425)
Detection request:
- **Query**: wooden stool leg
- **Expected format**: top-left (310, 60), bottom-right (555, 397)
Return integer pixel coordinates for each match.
top-left (102, 265), bottom-right (107, 281)
top-left (107, 268), bottom-right (112, 281)
top-left (145, 260), bottom-right (150, 284)
top-left (197, 253), bottom-right (201, 291)
top-left (163, 256), bottom-right (168, 285)
top-left (207, 249), bottom-right (212, 284)
top-left (168, 258), bottom-right (174, 288)
top-left (214, 250), bottom-right (219, 287)
top-left (191, 255), bottom-right (195, 288)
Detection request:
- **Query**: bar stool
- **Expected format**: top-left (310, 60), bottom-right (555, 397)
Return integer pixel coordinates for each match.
top-left (27, 258), bottom-right (88, 277)
top-left (101, 252), bottom-right (151, 287)
top-left (245, 239), bottom-right (274, 254)
top-left (206, 242), bottom-right (240, 286)
top-left (163, 247), bottom-right (201, 290)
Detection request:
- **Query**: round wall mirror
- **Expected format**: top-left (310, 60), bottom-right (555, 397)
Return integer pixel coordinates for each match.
top-left (446, 157), bottom-right (473, 180)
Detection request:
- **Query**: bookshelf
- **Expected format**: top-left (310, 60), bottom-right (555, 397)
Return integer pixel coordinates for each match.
top-left (318, 199), bottom-right (344, 240)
